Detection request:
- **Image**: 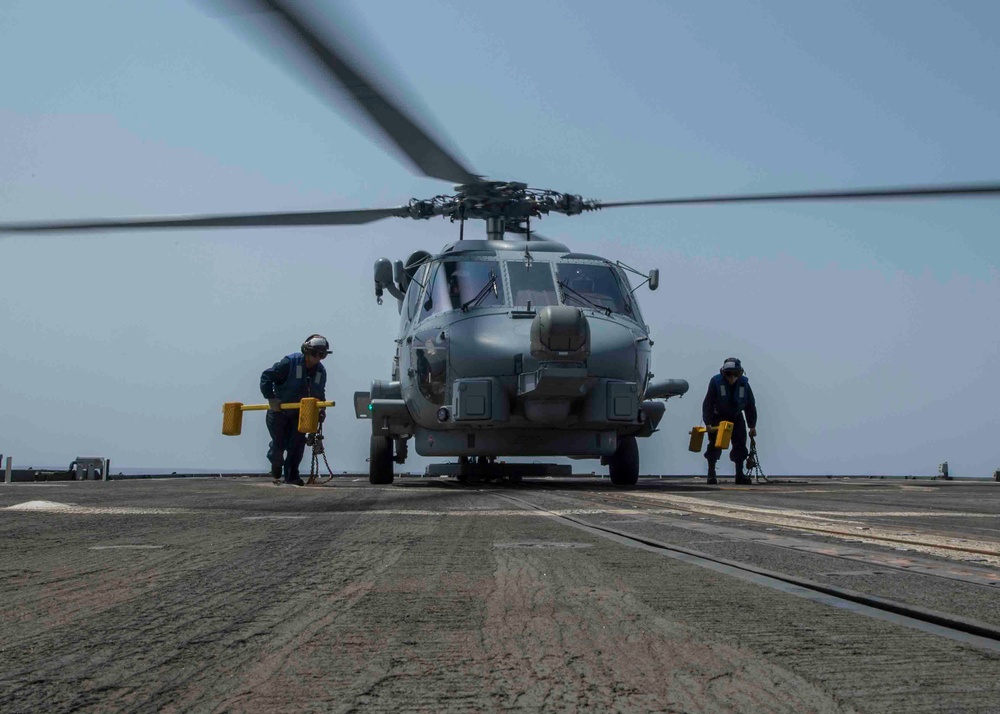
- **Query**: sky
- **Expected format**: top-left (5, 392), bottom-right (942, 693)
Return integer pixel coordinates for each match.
top-left (1, 0), bottom-right (998, 477)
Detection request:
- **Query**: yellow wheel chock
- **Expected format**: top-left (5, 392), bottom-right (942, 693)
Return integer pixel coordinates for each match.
top-left (222, 398), bottom-right (336, 436)
top-left (688, 421), bottom-right (734, 452)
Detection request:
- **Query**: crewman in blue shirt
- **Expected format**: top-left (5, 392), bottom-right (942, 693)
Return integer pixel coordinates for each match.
top-left (702, 357), bottom-right (758, 485)
top-left (260, 334), bottom-right (330, 486)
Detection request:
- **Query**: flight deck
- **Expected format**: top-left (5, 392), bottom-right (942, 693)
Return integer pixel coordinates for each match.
top-left (2, 475), bottom-right (998, 712)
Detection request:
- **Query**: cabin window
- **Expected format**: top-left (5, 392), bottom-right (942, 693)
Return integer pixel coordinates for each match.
top-left (557, 263), bottom-right (637, 320)
top-left (506, 261), bottom-right (558, 308)
top-left (412, 329), bottom-right (449, 405)
top-left (420, 260), bottom-right (504, 318)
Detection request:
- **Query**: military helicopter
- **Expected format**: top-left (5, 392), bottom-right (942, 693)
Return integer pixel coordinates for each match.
top-left (3, 1), bottom-right (999, 485)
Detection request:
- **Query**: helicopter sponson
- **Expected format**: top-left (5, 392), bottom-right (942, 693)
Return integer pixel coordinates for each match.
top-left (356, 237), bottom-right (688, 486)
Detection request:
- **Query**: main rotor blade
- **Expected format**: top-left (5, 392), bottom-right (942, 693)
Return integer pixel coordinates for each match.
top-left (236, 0), bottom-right (479, 185)
top-left (0, 207), bottom-right (405, 234)
top-left (597, 182), bottom-right (1000, 209)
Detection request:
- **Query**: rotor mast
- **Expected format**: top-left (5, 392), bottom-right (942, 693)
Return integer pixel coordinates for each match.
top-left (486, 217), bottom-right (506, 241)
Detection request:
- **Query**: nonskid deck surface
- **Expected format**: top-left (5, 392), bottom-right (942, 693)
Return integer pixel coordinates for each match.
top-left (2, 476), bottom-right (999, 712)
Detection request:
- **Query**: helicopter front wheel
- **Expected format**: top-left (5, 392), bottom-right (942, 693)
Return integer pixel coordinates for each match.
top-left (369, 435), bottom-right (394, 484)
top-left (608, 435), bottom-right (639, 487)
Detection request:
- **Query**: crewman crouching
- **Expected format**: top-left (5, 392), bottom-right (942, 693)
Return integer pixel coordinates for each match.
top-left (260, 334), bottom-right (330, 486)
top-left (702, 357), bottom-right (758, 485)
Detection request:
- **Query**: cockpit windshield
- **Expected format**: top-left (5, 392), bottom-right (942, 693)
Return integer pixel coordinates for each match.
top-left (421, 259), bottom-right (504, 318)
top-left (507, 261), bottom-right (559, 308)
top-left (557, 263), bottom-right (637, 320)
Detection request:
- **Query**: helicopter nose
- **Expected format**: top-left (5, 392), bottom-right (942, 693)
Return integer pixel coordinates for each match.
top-left (529, 306), bottom-right (590, 362)
top-left (519, 306), bottom-right (591, 423)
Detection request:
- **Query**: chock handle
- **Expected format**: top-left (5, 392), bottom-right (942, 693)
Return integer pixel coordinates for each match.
top-left (239, 400), bottom-right (335, 412)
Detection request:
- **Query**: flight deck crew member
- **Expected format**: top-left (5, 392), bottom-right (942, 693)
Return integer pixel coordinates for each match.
top-left (702, 357), bottom-right (758, 485)
top-left (260, 334), bottom-right (330, 486)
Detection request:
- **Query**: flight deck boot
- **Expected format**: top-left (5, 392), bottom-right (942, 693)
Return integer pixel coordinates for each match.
top-left (707, 461), bottom-right (718, 485)
top-left (735, 464), bottom-right (750, 485)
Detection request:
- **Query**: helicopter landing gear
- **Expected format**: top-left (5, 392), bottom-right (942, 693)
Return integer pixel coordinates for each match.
top-left (608, 435), bottom-right (639, 487)
top-left (369, 435), bottom-right (394, 484)
top-left (456, 456), bottom-right (470, 483)
top-left (393, 438), bottom-right (408, 465)
top-left (448, 456), bottom-right (521, 484)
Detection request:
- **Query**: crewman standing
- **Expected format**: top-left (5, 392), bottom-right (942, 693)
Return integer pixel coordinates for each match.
top-left (260, 335), bottom-right (330, 485)
top-left (702, 357), bottom-right (758, 485)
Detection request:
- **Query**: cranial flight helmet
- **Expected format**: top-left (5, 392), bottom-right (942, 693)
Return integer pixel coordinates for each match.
top-left (302, 334), bottom-right (331, 357)
top-left (720, 357), bottom-right (744, 376)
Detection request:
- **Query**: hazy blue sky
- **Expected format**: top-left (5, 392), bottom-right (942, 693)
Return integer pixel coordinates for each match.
top-left (2, 1), bottom-right (998, 476)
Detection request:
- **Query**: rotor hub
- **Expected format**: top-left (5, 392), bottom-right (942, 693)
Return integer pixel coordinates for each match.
top-left (400, 180), bottom-right (598, 225)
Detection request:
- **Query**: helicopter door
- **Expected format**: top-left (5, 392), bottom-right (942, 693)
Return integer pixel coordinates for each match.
top-left (506, 261), bottom-right (558, 308)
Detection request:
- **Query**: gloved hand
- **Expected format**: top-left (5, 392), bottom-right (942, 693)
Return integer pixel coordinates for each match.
top-left (319, 409), bottom-right (326, 423)
top-left (268, 398), bottom-right (282, 412)
top-left (749, 427), bottom-right (757, 438)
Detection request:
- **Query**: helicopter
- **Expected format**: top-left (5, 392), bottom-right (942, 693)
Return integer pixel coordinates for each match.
top-left (358, 218), bottom-right (688, 486)
top-left (2, 1), bottom-right (999, 485)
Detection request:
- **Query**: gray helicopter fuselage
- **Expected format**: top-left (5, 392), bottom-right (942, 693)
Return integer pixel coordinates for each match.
top-left (362, 238), bottom-right (686, 460)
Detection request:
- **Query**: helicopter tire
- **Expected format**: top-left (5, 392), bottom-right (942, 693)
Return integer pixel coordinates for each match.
top-left (608, 435), bottom-right (639, 487)
top-left (369, 435), bottom-right (394, 484)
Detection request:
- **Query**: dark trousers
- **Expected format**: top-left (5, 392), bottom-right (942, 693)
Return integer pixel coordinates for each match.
top-left (266, 411), bottom-right (306, 479)
top-left (705, 414), bottom-right (748, 466)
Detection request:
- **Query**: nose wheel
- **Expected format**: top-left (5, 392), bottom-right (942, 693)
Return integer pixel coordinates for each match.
top-left (607, 435), bottom-right (639, 487)
top-left (369, 435), bottom-right (394, 484)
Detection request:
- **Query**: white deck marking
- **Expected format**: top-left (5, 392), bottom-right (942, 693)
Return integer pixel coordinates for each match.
top-left (5, 500), bottom-right (73, 510)
top-left (3, 501), bottom-right (194, 515)
top-left (89, 545), bottom-right (164, 550)
top-left (622, 492), bottom-right (997, 520)
top-left (310, 508), bottom-right (687, 517)
top-left (615, 492), bottom-right (1000, 565)
top-left (3, 500), bottom-right (681, 519)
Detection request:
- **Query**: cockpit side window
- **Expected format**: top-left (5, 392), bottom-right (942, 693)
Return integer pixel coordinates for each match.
top-left (557, 262), bottom-right (637, 320)
top-left (616, 266), bottom-right (644, 324)
top-left (420, 259), bottom-right (504, 318)
top-left (405, 264), bottom-right (427, 321)
top-left (506, 261), bottom-right (558, 308)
